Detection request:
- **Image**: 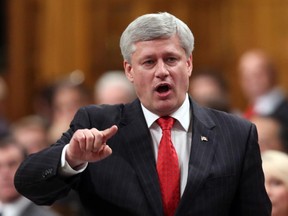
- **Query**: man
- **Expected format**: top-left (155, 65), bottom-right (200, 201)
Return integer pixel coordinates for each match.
top-left (250, 115), bottom-right (288, 153)
top-left (262, 150), bottom-right (288, 216)
top-left (0, 136), bottom-right (59, 216)
top-left (14, 12), bottom-right (271, 215)
top-left (47, 80), bottom-right (91, 143)
top-left (238, 49), bottom-right (288, 126)
top-left (10, 114), bottom-right (49, 154)
top-left (189, 70), bottom-right (231, 112)
top-left (94, 70), bottom-right (136, 105)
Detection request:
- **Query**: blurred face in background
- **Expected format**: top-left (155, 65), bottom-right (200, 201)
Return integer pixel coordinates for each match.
top-left (95, 84), bottom-right (133, 105)
top-left (52, 86), bottom-right (87, 122)
top-left (265, 172), bottom-right (288, 216)
top-left (48, 84), bottom-right (90, 143)
top-left (262, 150), bottom-right (288, 216)
top-left (190, 75), bottom-right (222, 103)
top-left (250, 116), bottom-right (286, 153)
top-left (12, 126), bottom-right (48, 154)
top-left (238, 50), bottom-right (275, 102)
top-left (0, 143), bottom-right (23, 203)
top-left (189, 73), bottom-right (230, 112)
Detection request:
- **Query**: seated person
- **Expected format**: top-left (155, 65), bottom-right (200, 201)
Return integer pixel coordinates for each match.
top-left (262, 150), bottom-right (288, 216)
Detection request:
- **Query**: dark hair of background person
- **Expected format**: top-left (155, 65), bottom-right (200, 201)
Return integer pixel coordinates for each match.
top-left (280, 124), bottom-right (288, 153)
top-left (189, 69), bottom-right (231, 112)
top-left (0, 134), bottom-right (28, 158)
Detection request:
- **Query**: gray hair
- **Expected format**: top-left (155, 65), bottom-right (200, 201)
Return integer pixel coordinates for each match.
top-left (120, 12), bottom-right (194, 63)
top-left (94, 70), bottom-right (136, 100)
top-left (262, 150), bottom-right (288, 188)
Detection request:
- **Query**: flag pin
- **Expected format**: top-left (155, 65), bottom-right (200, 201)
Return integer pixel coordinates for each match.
top-left (201, 136), bottom-right (208, 142)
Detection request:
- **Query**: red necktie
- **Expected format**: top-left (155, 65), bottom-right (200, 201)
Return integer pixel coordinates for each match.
top-left (156, 116), bottom-right (180, 216)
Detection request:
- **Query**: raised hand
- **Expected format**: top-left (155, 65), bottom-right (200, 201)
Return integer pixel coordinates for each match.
top-left (65, 125), bottom-right (118, 169)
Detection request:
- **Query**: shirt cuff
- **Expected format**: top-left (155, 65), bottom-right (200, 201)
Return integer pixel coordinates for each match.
top-left (59, 144), bottom-right (88, 177)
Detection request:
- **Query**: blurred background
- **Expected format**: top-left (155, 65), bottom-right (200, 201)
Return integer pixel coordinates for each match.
top-left (1, 0), bottom-right (288, 122)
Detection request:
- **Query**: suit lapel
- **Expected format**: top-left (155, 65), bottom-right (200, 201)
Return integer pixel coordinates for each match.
top-left (118, 99), bottom-right (163, 216)
top-left (178, 100), bottom-right (217, 213)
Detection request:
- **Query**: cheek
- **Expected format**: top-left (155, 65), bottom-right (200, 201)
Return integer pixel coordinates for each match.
top-left (132, 75), bottom-right (150, 96)
top-left (134, 72), bottom-right (150, 85)
top-left (178, 73), bottom-right (190, 89)
top-left (272, 187), bottom-right (288, 203)
top-left (279, 189), bottom-right (288, 200)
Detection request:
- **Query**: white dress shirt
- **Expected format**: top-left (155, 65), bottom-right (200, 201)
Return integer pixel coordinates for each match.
top-left (1, 196), bottom-right (31, 216)
top-left (254, 87), bottom-right (286, 115)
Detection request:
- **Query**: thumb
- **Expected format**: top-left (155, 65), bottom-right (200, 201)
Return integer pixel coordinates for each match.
top-left (102, 125), bottom-right (118, 143)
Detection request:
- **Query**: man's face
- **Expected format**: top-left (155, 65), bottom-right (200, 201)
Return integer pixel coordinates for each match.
top-left (124, 35), bottom-right (192, 116)
top-left (0, 144), bottom-right (23, 203)
top-left (238, 53), bottom-right (273, 101)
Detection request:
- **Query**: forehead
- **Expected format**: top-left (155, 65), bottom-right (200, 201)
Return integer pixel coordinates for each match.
top-left (239, 54), bottom-right (269, 73)
top-left (133, 35), bottom-right (184, 56)
top-left (0, 144), bottom-right (23, 162)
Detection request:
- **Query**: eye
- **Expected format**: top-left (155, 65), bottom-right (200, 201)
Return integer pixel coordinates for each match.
top-left (141, 59), bottom-right (155, 69)
top-left (269, 178), bottom-right (284, 187)
top-left (166, 57), bottom-right (177, 64)
top-left (143, 59), bottom-right (155, 65)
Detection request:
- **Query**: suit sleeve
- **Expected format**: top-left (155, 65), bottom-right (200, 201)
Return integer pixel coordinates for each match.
top-left (13, 107), bottom-right (91, 205)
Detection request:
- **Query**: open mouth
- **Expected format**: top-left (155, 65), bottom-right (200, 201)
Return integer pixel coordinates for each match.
top-left (156, 83), bottom-right (171, 93)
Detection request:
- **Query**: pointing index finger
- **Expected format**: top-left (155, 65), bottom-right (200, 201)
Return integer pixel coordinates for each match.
top-left (102, 125), bottom-right (118, 143)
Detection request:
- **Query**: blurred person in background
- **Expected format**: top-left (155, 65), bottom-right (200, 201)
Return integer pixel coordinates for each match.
top-left (48, 79), bottom-right (91, 144)
top-left (94, 70), bottom-right (136, 105)
top-left (189, 70), bottom-right (231, 112)
top-left (250, 115), bottom-right (288, 153)
top-left (238, 49), bottom-right (288, 126)
top-left (32, 84), bottom-right (55, 126)
top-left (10, 114), bottom-right (49, 154)
top-left (46, 79), bottom-right (90, 216)
top-left (262, 150), bottom-right (288, 216)
top-left (0, 135), bottom-right (60, 216)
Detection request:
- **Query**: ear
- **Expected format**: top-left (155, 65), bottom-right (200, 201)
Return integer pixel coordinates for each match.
top-left (187, 54), bottom-right (193, 77)
top-left (123, 60), bottom-right (134, 82)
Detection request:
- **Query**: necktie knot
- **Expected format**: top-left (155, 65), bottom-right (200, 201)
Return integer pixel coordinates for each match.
top-left (157, 116), bottom-right (175, 131)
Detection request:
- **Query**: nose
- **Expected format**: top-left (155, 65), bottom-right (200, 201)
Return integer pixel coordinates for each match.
top-left (155, 60), bottom-right (169, 78)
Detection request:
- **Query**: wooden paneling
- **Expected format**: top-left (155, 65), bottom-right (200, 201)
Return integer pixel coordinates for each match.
top-left (5, 0), bottom-right (288, 121)
top-left (6, 0), bottom-right (33, 120)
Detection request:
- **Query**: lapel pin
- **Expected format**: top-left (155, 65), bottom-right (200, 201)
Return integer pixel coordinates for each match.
top-left (201, 136), bottom-right (208, 142)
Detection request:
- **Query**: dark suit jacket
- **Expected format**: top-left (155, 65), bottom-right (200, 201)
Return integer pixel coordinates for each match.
top-left (14, 98), bottom-right (271, 216)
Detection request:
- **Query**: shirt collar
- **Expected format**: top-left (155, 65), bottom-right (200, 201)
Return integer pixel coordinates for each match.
top-left (141, 93), bottom-right (190, 131)
top-left (254, 87), bottom-right (285, 115)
